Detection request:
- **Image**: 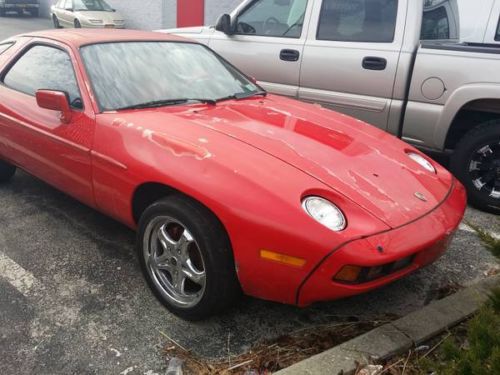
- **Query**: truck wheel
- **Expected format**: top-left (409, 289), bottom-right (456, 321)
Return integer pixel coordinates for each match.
top-left (451, 120), bottom-right (500, 214)
top-left (0, 160), bottom-right (16, 183)
top-left (136, 195), bottom-right (240, 320)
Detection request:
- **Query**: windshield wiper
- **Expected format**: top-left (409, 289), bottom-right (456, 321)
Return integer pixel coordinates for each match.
top-left (215, 90), bottom-right (267, 103)
top-left (117, 98), bottom-right (216, 110)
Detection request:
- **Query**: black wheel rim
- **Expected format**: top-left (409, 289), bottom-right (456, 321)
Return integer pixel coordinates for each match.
top-left (468, 141), bottom-right (500, 200)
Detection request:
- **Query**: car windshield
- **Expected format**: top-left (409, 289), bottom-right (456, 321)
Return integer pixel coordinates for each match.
top-left (74, 0), bottom-right (112, 12)
top-left (80, 42), bottom-right (262, 111)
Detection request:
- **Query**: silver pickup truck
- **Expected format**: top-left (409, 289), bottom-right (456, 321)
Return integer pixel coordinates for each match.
top-left (161, 0), bottom-right (500, 214)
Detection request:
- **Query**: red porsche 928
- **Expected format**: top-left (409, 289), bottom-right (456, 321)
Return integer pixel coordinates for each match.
top-left (0, 30), bottom-right (466, 320)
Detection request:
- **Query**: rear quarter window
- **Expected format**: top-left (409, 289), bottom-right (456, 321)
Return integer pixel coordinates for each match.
top-left (0, 43), bottom-right (14, 55)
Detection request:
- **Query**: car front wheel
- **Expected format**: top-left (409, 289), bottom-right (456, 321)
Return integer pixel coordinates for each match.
top-left (0, 160), bottom-right (16, 183)
top-left (137, 195), bottom-right (240, 320)
top-left (451, 120), bottom-right (500, 214)
top-left (74, 19), bottom-right (81, 28)
top-left (53, 15), bottom-right (61, 28)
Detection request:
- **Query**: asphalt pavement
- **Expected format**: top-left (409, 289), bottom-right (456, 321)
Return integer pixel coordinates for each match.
top-left (0, 17), bottom-right (499, 375)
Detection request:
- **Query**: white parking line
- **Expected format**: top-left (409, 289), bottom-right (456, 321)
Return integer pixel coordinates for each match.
top-left (0, 251), bottom-right (39, 297)
top-left (460, 223), bottom-right (500, 240)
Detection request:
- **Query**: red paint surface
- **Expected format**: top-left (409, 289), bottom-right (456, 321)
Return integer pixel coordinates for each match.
top-left (177, 0), bottom-right (205, 27)
top-left (0, 30), bottom-right (467, 306)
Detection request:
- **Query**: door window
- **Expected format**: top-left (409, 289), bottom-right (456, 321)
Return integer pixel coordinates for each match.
top-left (421, 6), bottom-right (449, 40)
top-left (317, 0), bottom-right (398, 42)
top-left (64, 0), bottom-right (73, 10)
top-left (2, 45), bottom-right (83, 109)
top-left (235, 0), bottom-right (308, 38)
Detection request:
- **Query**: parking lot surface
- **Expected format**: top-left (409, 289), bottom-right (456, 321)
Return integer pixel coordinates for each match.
top-left (1, 18), bottom-right (499, 375)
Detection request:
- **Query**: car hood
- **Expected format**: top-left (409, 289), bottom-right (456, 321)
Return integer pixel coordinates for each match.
top-left (169, 96), bottom-right (454, 229)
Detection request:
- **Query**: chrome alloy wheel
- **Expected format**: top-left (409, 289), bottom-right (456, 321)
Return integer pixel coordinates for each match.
top-left (143, 216), bottom-right (206, 308)
top-left (469, 141), bottom-right (500, 200)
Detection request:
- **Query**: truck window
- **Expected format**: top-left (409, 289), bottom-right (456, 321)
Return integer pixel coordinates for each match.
top-left (317, 0), bottom-right (398, 43)
top-left (421, 5), bottom-right (449, 40)
top-left (235, 0), bottom-right (309, 38)
top-left (496, 17), bottom-right (500, 41)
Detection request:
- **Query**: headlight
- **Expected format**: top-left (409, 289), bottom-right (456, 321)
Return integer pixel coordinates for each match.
top-left (407, 152), bottom-right (436, 173)
top-left (302, 197), bottom-right (346, 232)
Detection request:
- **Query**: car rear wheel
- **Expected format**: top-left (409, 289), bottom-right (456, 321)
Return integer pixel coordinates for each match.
top-left (53, 15), bottom-right (61, 28)
top-left (74, 19), bottom-right (81, 28)
top-left (451, 120), bottom-right (500, 214)
top-left (136, 195), bottom-right (240, 320)
top-left (0, 160), bottom-right (16, 183)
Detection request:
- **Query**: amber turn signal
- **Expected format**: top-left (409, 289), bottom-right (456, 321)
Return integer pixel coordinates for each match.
top-left (260, 250), bottom-right (306, 268)
top-left (334, 265), bottom-right (363, 283)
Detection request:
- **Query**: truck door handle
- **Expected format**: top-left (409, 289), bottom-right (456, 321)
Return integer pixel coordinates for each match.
top-left (362, 57), bottom-right (387, 70)
top-left (280, 49), bottom-right (300, 62)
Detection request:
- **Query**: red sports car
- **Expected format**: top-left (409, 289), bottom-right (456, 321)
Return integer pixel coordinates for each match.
top-left (0, 30), bottom-right (466, 320)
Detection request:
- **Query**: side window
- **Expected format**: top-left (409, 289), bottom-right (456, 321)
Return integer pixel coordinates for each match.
top-left (317, 0), bottom-right (398, 43)
top-left (421, 6), bottom-right (449, 40)
top-left (64, 0), bottom-right (73, 9)
top-left (235, 0), bottom-right (308, 38)
top-left (0, 43), bottom-right (14, 55)
top-left (496, 17), bottom-right (500, 41)
top-left (2, 45), bottom-right (83, 109)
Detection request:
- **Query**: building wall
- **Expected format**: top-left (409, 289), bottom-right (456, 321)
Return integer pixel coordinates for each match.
top-left (204, 0), bottom-right (241, 25)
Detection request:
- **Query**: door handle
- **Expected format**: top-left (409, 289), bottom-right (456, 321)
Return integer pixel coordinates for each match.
top-left (362, 56), bottom-right (387, 71)
top-left (280, 49), bottom-right (300, 62)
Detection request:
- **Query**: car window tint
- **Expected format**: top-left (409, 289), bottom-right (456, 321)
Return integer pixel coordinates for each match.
top-left (64, 0), bottom-right (72, 9)
top-left (317, 0), bottom-right (398, 43)
top-left (0, 43), bottom-right (13, 55)
top-left (236, 0), bottom-right (308, 38)
top-left (3, 45), bottom-right (82, 109)
top-left (421, 5), bottom-right (449, 40)
top-left (496, 17), bottom-right (500, 41)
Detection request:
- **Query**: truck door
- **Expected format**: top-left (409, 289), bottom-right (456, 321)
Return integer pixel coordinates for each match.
top-left (209, 0), bottom-right (312, 98)
top-left (299, 0), bottom-right (405, 130)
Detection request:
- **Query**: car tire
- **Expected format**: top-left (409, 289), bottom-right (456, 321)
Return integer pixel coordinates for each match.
top-left (53, 15), bottom-right (61, 28)
top-left (136, 195), bottom-right (241, 320)
top-left (451, 120), bottom-right (500, 214)
top-left (0, 160), bottom-right (16, 183)
top-left (74, 19), bottom-right (81, 28)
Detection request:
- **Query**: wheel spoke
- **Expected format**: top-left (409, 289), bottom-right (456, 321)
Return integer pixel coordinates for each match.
top-left (157, 225), bottom-right (176, 258)
top-left (176, 231), bottom-right (194, 261)
top-left (182, 259), bottom-right (206, 286)
top-left (173, 270), bottom-right (186, 295)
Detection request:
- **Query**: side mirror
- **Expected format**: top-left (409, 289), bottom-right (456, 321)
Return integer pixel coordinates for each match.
top-left (215, 14), bottom-right (234, 35)
top-left (36, 90), bottom-right (73, 124)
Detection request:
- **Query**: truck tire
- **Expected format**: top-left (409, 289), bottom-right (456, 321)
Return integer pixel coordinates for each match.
top-left (136, 195), bottom-right (241, 320)
top-left (0, 160), bottom-right (16, 183)
top-left (451, 120), bottom-right (500, 214)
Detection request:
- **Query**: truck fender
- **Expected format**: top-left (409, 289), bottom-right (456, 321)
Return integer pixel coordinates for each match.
top-left (435, 83), bottom-right (500, 149)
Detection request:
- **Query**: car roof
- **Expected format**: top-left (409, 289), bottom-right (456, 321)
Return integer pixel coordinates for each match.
top-left (18, 29), bottom-right (192, 48)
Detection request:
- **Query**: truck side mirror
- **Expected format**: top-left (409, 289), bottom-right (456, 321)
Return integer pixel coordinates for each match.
top-left (215, 14), bottom-right (234, 35)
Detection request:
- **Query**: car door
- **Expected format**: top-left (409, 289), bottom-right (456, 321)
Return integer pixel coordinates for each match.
top-left (59, 0), bottom-right (74, 27)
top-left (299, 0), bottom-right (405, 130)
top-left (0, 40), bottom-right (95, 206)
top-left (209, 0), bottom-right (313, 97)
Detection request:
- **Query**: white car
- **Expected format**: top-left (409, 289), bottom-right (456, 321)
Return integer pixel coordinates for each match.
top-left (51, 0), bottom-right (125, 29)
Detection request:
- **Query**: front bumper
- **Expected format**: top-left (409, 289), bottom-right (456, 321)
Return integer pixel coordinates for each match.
top-left (297, 178), bottom-right (467, 306)
top-left (80, 22), bottom-right (125, 29)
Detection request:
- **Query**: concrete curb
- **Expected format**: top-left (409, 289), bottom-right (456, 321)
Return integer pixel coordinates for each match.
top-left (275, 275), bottom-right (500, 375)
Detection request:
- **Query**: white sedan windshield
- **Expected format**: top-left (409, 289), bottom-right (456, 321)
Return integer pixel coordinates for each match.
top-left (80, 42), bottom-right (260, 111)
